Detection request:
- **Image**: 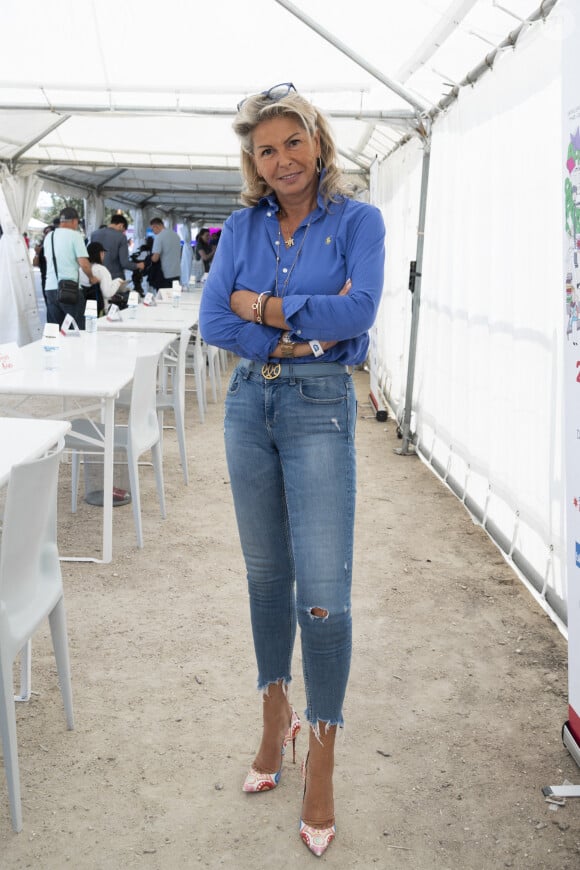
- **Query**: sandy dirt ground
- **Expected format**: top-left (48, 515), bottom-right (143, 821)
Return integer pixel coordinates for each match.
top-left (1, 363), bottom-right (579, 869)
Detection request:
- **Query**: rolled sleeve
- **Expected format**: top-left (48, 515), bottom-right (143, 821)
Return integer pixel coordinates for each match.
top-left (199, 221), bottom-right (280, 361)
top-left (282, 207), bottom-right (385, 341)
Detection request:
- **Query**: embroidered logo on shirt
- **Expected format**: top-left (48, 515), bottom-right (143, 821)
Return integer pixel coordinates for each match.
top-left (325, 236), bottom-right (332, 245)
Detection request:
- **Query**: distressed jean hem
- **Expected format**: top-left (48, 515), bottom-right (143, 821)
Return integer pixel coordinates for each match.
top-left (305, 715), bottom-right (345, 741)
top-left (256, 675), bottom-right (292, 697)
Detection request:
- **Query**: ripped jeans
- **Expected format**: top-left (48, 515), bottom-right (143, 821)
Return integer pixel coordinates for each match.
top-left (224, 361), bottom-right (357, 728)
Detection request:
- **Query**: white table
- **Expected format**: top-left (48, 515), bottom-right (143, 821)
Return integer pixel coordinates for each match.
top-left (0, 418), bottom-right (71, 486)
top-left (158, 287), bottom-right (202, 306)
top-left (0, 331), bottom-right (173, 562)
top-left (97, 301), bottom-right (199, 335)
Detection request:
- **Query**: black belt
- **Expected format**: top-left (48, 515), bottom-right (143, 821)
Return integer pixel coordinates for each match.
top-left (239, 359), bottom-right (349, 380)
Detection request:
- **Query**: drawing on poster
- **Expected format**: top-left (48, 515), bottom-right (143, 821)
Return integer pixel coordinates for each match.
top-left (565, 125), bottom-right (580, 343)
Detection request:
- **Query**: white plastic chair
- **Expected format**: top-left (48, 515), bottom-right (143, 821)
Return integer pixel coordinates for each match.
top-left (66, 351), bottom-right (166, 548)
top-left (155, 328), bottom-right (190, 485)
top-left (218, 348), bottom-right (230, 374)
top-left (205, 343), bottom-right (222, 404)
top-left (185, 329), bottom-right (207, 424)
top-left (184, 331), bottom-right (223, 421)
top-left (0, 443), bottom-right (74, 833)
top-left (118, 329), bottom-right (190, 485)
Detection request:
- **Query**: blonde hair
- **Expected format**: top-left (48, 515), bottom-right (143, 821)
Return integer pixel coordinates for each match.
top-left (233, 90), bottom-right (352, 208)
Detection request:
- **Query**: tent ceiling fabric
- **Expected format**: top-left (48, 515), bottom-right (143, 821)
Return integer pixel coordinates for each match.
top-left (0, 0), bottom-right (551, 221)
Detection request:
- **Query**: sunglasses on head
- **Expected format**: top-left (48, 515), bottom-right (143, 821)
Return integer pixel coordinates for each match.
top-left (237, 82), bottom-right (297, 112)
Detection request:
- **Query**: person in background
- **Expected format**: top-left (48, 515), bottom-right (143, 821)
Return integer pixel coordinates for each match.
top-left (33, 224), bottom-right (53, 303)
top-left (129, 235), bottom-right (154, 295)
top-left (81, 241), bottom-right (127, 314)
top-left (199, 83), bottom-right (385, 857)
top-left (150, 217), bottom-right (182, 289)
top-left (44, 206), bottom-right (98, 328)
top-left (91, 215), bottom-right (144, 281)
top-left (194, 227), bottom-right (216, 274)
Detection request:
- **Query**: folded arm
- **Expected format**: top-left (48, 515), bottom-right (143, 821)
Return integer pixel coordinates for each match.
top-left (199, 204), bottom-right (385, 361)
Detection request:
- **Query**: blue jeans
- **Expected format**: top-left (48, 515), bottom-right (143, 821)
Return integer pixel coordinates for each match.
top-left (45, 288), bottom-right (86, 329)
top-left (224, 362), bottom-right (357, 728)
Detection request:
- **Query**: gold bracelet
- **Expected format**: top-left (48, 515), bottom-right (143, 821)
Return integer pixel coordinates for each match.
top-left (261, 293), bottom-right (272, 324)
top-left (258, 292), bottom-right (271, 323)
top-left (280, 331), bottom-right (295, 357)
top-left (252, 292), bottom-right (271, 324)
top-left (251, 295), bottom-right (261, 323)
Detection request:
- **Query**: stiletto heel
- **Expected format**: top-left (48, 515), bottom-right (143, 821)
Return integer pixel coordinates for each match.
top-left (242, 709), bottom-right (301, 792)
top-left (299, 754), bottom-right (336, 857)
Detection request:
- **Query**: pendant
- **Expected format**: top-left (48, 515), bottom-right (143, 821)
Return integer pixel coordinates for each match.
top-left (285, 237), bottom-right (295, 248)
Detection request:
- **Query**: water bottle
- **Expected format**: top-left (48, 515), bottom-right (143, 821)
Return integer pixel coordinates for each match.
top-left (127, 290), bottom-right (139, 320)
top-left (85, 299), bottom-right (98, 333)
top-left (172, 280), bottom-right (182, 309)
top-left (42, 323), bottom-right (60, 370)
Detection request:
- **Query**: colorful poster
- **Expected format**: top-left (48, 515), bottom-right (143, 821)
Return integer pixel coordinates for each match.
top-left (562, 0), bottom-right (580, 755)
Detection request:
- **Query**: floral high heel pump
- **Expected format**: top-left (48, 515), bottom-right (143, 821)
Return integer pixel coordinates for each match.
top-left (242, 709), bottom-right (301, 793)
top-left (299, 755), bottom-right (336, 857)
top-left (299, 821), bottom-right (336, 858)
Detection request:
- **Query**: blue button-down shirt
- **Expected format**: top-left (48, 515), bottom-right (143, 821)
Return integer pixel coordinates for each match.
top-left (199, 183), bottom-right (386, 365)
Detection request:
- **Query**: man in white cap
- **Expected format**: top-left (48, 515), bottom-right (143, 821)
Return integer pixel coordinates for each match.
top-left (44, 207), bottom-right (97, 328)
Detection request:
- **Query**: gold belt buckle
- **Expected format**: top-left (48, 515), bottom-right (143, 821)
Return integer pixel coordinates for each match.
top-left (261, 362), bottom-right (281, 380)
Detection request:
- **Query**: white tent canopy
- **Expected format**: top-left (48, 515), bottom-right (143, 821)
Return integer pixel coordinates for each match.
top-left (0, 0), bottom-right (554, 221)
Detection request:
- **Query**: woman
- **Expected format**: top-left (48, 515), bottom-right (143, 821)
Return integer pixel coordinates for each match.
top-left (194, 227), bottom-right (216, 273)
top-left (199, 83), bottom-right (385, 857)
top-left (83, 241), bottom-right (127, 314)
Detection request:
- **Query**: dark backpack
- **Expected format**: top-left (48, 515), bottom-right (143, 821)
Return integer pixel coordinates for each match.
top-left (108, 288), bottom-right (130, 310)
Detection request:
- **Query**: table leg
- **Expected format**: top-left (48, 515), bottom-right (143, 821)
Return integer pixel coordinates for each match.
top-left (102, 397), bottom-right (115, 563)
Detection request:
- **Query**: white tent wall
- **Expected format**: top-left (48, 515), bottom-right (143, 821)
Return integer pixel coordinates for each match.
top-left (0, 168), bottom-right (43, 346)
top-left (374, 19), bottom-right (566, 625)
top-left (132, 209), bottom-right (146, 248)
top-left (85, 193), bottom-right (105, 238)
top-left (372, 139), bottom-right (424, 417)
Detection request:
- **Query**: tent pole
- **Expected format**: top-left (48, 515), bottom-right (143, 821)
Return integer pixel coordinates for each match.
top-left (397, 129), bottom-right (431, 455)
top-left (9, 115), bottom-right (70, 167)
top-left (273, 0), bottom-right (429, 115)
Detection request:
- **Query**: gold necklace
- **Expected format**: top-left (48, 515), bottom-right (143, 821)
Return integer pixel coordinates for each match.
top-left (274, 220), bottom-right (312, 296)
top-left (278, 208), bottom-right (309, 248)
top-left (279, 218), bottom-right (295, 248)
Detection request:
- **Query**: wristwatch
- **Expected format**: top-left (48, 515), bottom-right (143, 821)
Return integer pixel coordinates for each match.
top-left (280, 331), bottom-right (295, 358)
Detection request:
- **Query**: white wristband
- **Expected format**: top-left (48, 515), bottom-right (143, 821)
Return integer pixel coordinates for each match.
top-left (308, 339), bottom-right (324, 358)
